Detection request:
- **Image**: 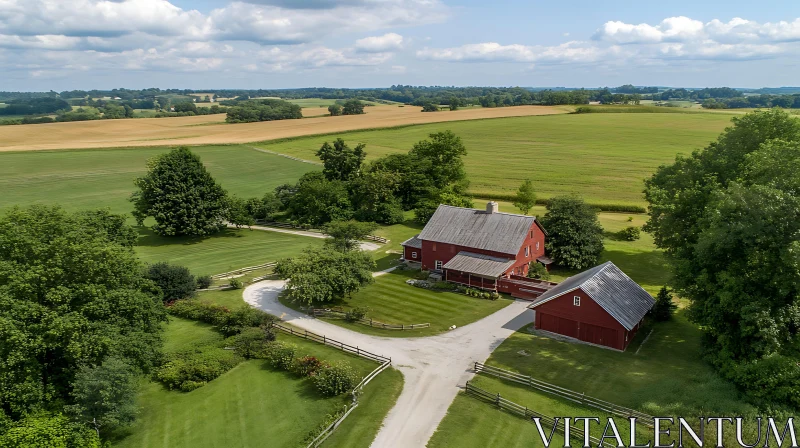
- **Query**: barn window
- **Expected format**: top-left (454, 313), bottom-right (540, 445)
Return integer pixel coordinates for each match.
top-left (432, 243), bottom-right (437, 252)
top-left (536, 242), bottom-right (540, 251)
top-left (412, 252), bottom-right (418, 259)
top-left (530, 230), bottom-right (534, 239)
top-left (525, 246), bottom-right (530, 257)
top-left (573, 296), bottom-right (581, 306)
top-left (435, 260), bottom-right (443, 270)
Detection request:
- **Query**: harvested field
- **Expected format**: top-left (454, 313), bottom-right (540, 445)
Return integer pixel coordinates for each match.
top-left (0, 105), bottom-right (570, 152)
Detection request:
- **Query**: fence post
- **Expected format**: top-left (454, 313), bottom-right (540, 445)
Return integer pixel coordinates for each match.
top-left (305, 329), bottom-right (308, 339)
top-left (357, 346), bottom-right (360, 357)
top-left (370, 318), bottom-right (373, 327)
top-left (496, 393), bottom-right (501, 407)
top-left (402, 324), bottom-right (405, 330)
top-left (323, 335), bottom-right (326, 345)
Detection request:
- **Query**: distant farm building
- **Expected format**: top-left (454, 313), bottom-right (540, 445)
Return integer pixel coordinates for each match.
top-left (401, 202), bottom-right (555, 299)
top-left (528, 261), bottom-right (655, 351)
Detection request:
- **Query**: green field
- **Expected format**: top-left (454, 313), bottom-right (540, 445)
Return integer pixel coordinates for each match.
top-left (135, 227), bottom-right (324, 275)
top-left (281, 269), bottom-right (513, 337)
top-left (115, 316), bottom-right (403, 448)
top-left (253, 113), bottom-right (733, 206)
top-left (0, 144), bottom-right (315, 215)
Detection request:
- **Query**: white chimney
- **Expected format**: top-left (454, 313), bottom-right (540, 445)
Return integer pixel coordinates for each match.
top-left (486, 201), bottom-right (499, 214)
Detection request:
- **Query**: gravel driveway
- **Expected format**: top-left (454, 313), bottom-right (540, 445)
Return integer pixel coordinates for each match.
top-left (243, 280), bottom-right (534, 447)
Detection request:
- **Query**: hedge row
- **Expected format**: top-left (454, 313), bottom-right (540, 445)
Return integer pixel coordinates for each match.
top-left (473, 193), bottom-right (647, 214)
top-left (264, 342), bottom-right (359, 397)
top-left (167, 300), bottom-right (275, 336)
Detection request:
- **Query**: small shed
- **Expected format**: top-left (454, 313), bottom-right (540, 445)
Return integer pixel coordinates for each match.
top-left (528, 261), bottom-right (654, 351)
top-left (401, 235), bottom-right (422, 262)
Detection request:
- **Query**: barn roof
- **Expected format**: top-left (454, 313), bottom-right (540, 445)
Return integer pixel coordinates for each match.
top-left (442, 251), bottom-right (516, 278)
top-left (528, 261), bottom-right (655, 331)
top-left (401, 235), bottom-right (422, 249)
top-left (418, 205), bottom-right (538, 255)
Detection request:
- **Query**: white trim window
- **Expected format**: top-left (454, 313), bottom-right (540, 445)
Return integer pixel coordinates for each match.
top-left (435, 260), bottom-right (443, 270)
top-left (536, 241), bottom-right (540, 251)
top-left (412, 251), bottom-right (418, 259)
top-left (573, 296), bottom-right (581, 306)
top-left (525, 246), bottom-right (530, 257)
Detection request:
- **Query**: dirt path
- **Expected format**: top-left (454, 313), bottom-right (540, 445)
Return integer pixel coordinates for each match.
top-left (0, 105), bottom-right (571, 152)
top-left (243, 280), bottom-right (533, 447)
top-left (227, 223), bottom-right (381, 251)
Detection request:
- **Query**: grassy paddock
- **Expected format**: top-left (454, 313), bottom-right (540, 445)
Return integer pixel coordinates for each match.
top-left (252, 113), bottom-right (733, 206)
top-left (280, 269), bottom-right (512, 337)
top-left (115, 315), bottom-right (401, 448)
top-left (135, 226), bottom-right (323, 276)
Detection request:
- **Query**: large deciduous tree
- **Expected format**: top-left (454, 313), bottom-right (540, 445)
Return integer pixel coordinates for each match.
top-left (0, 205), bottom-right (165, 419)
top-left (316, 138), bottom-right (367, 182)
top-left (323, 220), bottom-right (379, 252)
top-left (283, 171), bottom-right (352, 226)
top-left (144, 262), bottom-right (196, 304)
top-left (131, 146), bottom-right (228, 237)
top-left (540, 196), bottom-right (604, 270)
top-left (65, 358), bottom-right (138, 438)
top-left (275, 250), bottom-right (375, 306)
top-left (644, 109), bottom-right (800, 408)
top-left (341, 99), bottom-right (365, 115)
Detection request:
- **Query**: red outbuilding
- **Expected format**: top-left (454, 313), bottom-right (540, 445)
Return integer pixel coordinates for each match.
top-left (528, 261), bottom-right (655, 351)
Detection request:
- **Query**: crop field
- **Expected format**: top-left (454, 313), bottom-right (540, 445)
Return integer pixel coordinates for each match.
top-left (0, 104), bottom-right (569, 151)
top-left (0, 144), bottom-right (316, 215)
top-left (253, 112), bottom-right (734, 206)
top-left (115, 316), bottom-right (403, 448)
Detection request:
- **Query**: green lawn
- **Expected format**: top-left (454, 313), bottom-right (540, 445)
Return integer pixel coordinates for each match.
top-left (281, 269), bottom-right (513, 337)
top-left (0, 144), bottom-right (315, 215)
top-left (115, 316), bottom-right (402, 448)
top-left (252, 113), bottom-right (734, 207)
top-left (135, 226), bottom-right (324, 276)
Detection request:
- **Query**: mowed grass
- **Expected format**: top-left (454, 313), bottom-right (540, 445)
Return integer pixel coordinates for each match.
top-left (281, 269), bottom-right (512, 337)
top-left (116, 316), bottom-right (402, 448)
top-left (135, 227), bottom-right (324, 275)
top-left (0, 144), bottom-right (315, 215)
top-left (254, 112), bottom-right (733, 206)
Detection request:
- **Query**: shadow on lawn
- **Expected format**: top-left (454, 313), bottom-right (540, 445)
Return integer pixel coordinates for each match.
top-left (135, 226), bottom-right (245, 247)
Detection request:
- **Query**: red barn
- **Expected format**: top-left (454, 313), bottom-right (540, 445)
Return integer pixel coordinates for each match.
top-left (528, 261), bottom-right (654, 351)
top-left (401, 202), bottom-right (553, 296)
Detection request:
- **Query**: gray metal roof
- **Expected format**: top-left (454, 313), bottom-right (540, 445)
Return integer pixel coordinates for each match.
top-left (528, 261), bottom-right (655, 331)
top-left (442, 251), bottom-right (516, 278)
top-left (401, 235), bottom-right (422, 249)
top-left (418, 205), bottom-right (537, 255)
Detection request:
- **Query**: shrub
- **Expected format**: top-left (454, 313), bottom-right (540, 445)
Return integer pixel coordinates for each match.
top-left (627, 216), bottom-right (634, 222)
top-left (421, 103), bottom-right (438, 112)
top-left (649, 287), bottom-right (677, 321)
top-left (155, 350), bottom-right (241, 391)
top-left (431, 281), bottom-right (456, 291)
top-left (489, 292), bottom-right (500, 300)
top-left (527, 262), bottom-right (551, 281)
top-left (619, 226), bottom-right (641, 241)
top-left (167, 300), bottom-right (275, 336)
top-left (196, 275), bottom-right (213, 289)
top-left (731, 355), bottom-right (800, 409)
top-left (232, 327), bottom-right (273, 359)
top-left (314, 361), bottom-right (358, 396)
top-left (145, 262), bottom-right (197, 303)
top-left (228, 278), bottom-right (244, 289)
top-left (416, 270), bottom-right (430, 280)
top-left (291, 356), bottom-right (325, 377)
top-left (265, 342), bottom-right (297, 370)
top-left (345, 307), bottom-right (369, 322)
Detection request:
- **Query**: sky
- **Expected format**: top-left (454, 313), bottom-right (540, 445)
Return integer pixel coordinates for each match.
top-left (1, 0), bottom-right (800, 91)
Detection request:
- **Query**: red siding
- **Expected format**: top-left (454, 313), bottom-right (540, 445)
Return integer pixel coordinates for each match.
top-left (419, 221), bottom-right (546, 277)
top-left (533, 288), bottom-right (633, 351)
top-left (403, 246), bottom-right (420, 261)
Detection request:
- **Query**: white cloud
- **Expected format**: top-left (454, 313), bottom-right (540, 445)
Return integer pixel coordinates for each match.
top-left (355, 33), bottom-right (404, 52)
top-left (419, 16), bottom-right (800, 66)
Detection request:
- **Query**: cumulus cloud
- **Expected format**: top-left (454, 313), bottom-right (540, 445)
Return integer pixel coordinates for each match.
top-left (355, 33), bottom-right (403, 52)
top-left (419, 16), bottom-right (800, 65)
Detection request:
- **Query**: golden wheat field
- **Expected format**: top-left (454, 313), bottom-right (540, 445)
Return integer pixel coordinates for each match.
top-left (0, 105), bottom-right (572, 152)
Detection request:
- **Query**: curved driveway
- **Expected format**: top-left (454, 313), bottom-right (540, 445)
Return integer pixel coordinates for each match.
top-left (243, 279), bottom-right (534, 447)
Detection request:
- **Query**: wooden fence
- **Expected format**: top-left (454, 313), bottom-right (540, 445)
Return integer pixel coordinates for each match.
top-left (311, 309), bottom-right (430, 330)
top-left (474, 362), bottom-right (655, 427)
top-left (258, 221), bottom-right (389, 244)
top-left (465, 381), bottom-right (602, 446)
top-left (271, 323), bottom-right (392, 447)
top-left (210, 262), bottom-right (277, 280)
